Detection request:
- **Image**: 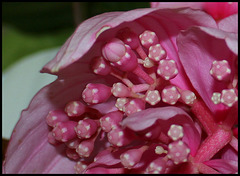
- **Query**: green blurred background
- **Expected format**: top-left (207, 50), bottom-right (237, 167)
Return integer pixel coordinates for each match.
top-left (2, 2), bottom-right (150, 71)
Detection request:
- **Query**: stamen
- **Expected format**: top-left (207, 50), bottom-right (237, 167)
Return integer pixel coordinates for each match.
top-left (220, 88), bottom-right (238, 107)
top-left (211, 92), bottom-right (221, 104)
top-left (210, 60), bottom-right (231, 81)
top-left (145, 157), bottom-right (167, 174)
top-left (91, 56), bottom-right (112, 75)
top-left (102, 38), bottom-right (126, 62)
top-left (99, 111), bottom-right (123, 132)
top-left (64, 101), bottom-right (86, 117)
top-left (161, 85), bottom-right (181, 105)
top-left (120, 145), bottom-right (148, 169)
top-left (116, 27), bottom-right (140, 50)
top-left (74, 161), bottom-right (88, 174)
top-left (157, 59), bottom-right (178, 80)
top-left (155, 146), bottom-right (167, 155)
top-left (82, 83), bottom-right (112, 104)
top-left (167, 124), bottom-right (184, 141)
top-left (115, 97), bottom-right (129, 111)
top-left (145, 90), bottom-right (161, 105)
top-left (123, 98), bottom-right (145, 115)
top-left (139, 30), bottom-right (159, 49)
top-left (76, 138), bottom-right (95, 158)
top-left (111, 82), bottom-right (131, 97)
top-left (75, 119), bottom-right (98, 139)
top-left (47, 131), bottom-right (61, 145)
top-left (131, 83), bottom-right (150, 93)
top-left (52, 121), bottom-right (78, 142)
top-left (167, 141), bottom-right (190, 165)
top-left (65, 138), bottom-right (82, 149)
top-left (179, 90), bottom-right (196, 105)
top-left (46, 109), bottom-right (69, 127)
top-left (142, 57), bottom-right (155, 68)
top-left (148, 44), bottom-right (167, 62)
top-left (107, 127), bottom-right (135, 147)
top-left (66, 148), bottom-right (80, 160)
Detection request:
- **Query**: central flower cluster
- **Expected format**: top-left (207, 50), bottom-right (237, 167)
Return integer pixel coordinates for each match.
top-left (45, 27), bottom-right (237, 174)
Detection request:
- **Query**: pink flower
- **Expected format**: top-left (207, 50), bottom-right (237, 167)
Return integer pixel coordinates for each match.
top-left (2, 6), bottom-right (238, 174)
top-left (150, 2), bottom-right (238, 21)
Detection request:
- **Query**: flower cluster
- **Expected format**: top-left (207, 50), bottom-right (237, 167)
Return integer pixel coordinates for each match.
top-left (3, 3), bottom-right (238, 174)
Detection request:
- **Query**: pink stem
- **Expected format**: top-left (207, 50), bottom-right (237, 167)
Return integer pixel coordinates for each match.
top-left (191, 100), bottom-right (218, 135)
top-left (135, 45), bottom-right (148, 60)
top-left (194, 127), bottom-right (232, 163)
top-left (132, 65), bottom-right (154, 85)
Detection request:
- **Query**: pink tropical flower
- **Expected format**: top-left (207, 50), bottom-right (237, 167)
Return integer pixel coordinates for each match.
top-left (150, 2), bottom-right (238, 21)
top-left (2, 6), bottom-right (238, 174)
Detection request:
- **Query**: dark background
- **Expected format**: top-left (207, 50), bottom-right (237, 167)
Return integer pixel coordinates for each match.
top-left (2, 2), bottom-right (149, 71)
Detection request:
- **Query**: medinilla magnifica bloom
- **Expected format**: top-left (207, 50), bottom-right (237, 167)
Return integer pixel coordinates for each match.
top-left (3, 7), bottom-right (238, 174)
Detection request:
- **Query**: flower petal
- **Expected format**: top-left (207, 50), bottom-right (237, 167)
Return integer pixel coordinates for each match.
top-left (122, 106), bottom-right (201, 155)
top-left (204, 159), bottom-right (237, 174)
top-left (3, 67), bottom-right (116, 173)
top-left (177, 26), bottom-right (237, 114)
top-left (41, 7), bottom-right (217, 80)
top-left (218, 14), bottom-right (238, 33)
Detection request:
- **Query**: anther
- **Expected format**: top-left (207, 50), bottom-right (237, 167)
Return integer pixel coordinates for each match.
top-left (64, 101), bottom-right (86, 117)
top-left (65, 138), bottom-right (82, 149)
top-left (115, 98), bottom-right (129, 111)
top-left (74, 161), bottom-right (88, 174)
top-left (148, 44), bottom-right (167, 62)
top-left (91, 56), bottom-right (112, 75)
top-left (145, 157), bottom-right (167, 174)
top-left (167, 124), bottom-right (184, 141)
top-left (210, 60), bottom-right (231, 81)
top-left (82, 83), bottom-right (112, 104)
top-left (139, 30), bottom-right (159, 49)
top-left (161, 85), bottom-right (181, 105)
top-left (99, 111), bottom-right (123, 132)
top-left (145, 90), bottom-right (161, 105)
top-left (47, 131), bottom-right (61, 145)
top-left (220, 88), bottom-right (238, 107)
top-left (52, 121), bottom-right (78, 142)
top-left (211, 92), bottom-right (221, 104)
top-left (111, 82), bottom-right (131, 97)
top-left (75, 119), bottom-right (98, 139)
top-left (179, 90), bottom-right (196, 105)
top-left (167, 141), bottom-right (190, 165)
top-left (155, 146), bottom-right (167, 155)
top-left (102, 38), bottom-right (126, 62)
top-left (76, 137), bottom-right (95, 158)
top-left (157, 59), bottom-right (178, 80)
top-left (123, 98), bottom-right (145, 115)
top-left (66, 148), bottom-right (80, 160)
top-left (116, 27), bottom-right (140, 50)
top-left (120, 146), bottom-right (148, 169)
top-left (46, 109), bottom-right (69, 127)
top-left (107, 127), bottom-right (135, 147)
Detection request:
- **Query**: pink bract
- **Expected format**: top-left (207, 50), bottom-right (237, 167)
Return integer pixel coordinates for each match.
top-left (3, 6), bottom-right (238, 174)
top-left (150, 2), bottom-right (238, 21)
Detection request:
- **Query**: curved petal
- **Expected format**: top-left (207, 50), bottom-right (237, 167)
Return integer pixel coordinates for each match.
top-left (3, 67), bottom-right (116, 173)
top-left (150, 2), bottom-right (238, 21)
top-left (204, 159), bottom-right (237, 174)
top-left (122, 107), bottom-right (201, 156)
top-left (218, 14), bottom-right (238, 33)
top-left (177, 26), bottom-right (237, 115)
top-left (150, 2), bottom-right (203, 9)
top-left (41, 7), bottom-right (217, 79)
